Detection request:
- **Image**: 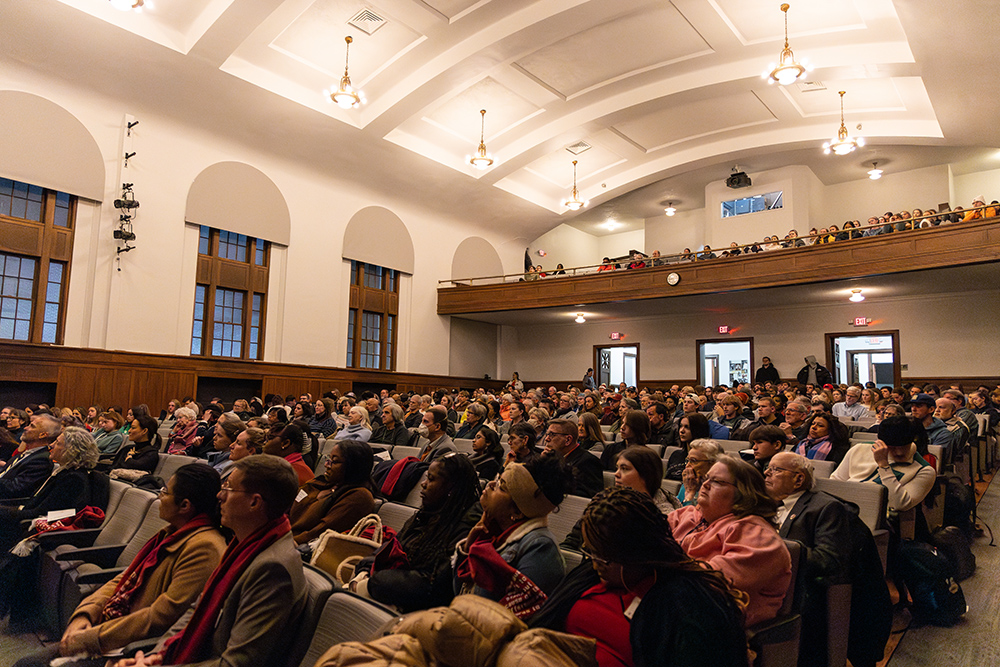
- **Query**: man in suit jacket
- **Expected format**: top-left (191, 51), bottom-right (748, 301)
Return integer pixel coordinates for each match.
top-left (542, 418), bottom-right (602, 497)
top-left (765, 451), bottom-right (851, 667)
top-left (0, 413), bottom-right (57, 499)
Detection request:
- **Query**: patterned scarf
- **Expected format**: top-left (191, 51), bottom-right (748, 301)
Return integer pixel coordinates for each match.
top-left (100, 515), bottom-right (213, 622)
top-left (160, 515), bottom-right (290, 665)
top-left (795, 435), bottom-right (832, 460)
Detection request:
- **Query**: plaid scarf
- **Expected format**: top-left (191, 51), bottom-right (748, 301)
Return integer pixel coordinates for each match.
top-left (100, 515), bottom-right (213, 622)
top-left (160, 515), bottom-right (290, 665)
top-left (795, 435), bottom-right (833, 460)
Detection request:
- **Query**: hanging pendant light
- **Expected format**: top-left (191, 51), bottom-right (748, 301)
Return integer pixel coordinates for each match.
top-left (563, 160), bottom-right (588, 211)
top-left (867, 162), bottom-right (883, 180)
top-left (849, 289), bottom-right (865, 302)
top-left (762, 4), bottom-right (811, 85)
top-left (326, 36), bottom-right (365, 110)
top-left (664, 202), bottom-right (676, 216)
top-left (823, 91), bottom-right (864, 155)
top-left (468, 109), bottom-right (494, 170)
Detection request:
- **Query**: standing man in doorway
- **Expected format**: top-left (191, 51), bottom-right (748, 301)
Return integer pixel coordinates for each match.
top-left (754, 357), bottom-right (781, 386)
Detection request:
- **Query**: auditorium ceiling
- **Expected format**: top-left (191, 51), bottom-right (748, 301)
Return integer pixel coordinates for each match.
top-left (4, 0), bottom-right (999, 237)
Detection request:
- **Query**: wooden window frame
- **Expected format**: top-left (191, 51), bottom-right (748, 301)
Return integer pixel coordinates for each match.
top-left (0, 179), bottom-right (76, 345)
top-left (347, 261), bottom-right (399, 371)
top-left (192, 226), bottom-right (269, 361)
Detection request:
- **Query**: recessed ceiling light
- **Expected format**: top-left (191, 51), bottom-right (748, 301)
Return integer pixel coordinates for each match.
top-left (664, 201), bottom-right (676, 216)
top-left (575, 313), bottom-right (586, 323)
top-left (849, 289), bottom-right (865, 302)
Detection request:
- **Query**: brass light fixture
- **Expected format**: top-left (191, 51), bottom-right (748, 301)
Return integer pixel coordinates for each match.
top-left (823, 91), bottom-right (864, 155)
top-left (563, 160), bottom-right (588, 211)
top-left (468, 109), bottom-right (494, 170)
top-left (762, 4), bottom-right (811, 85)
top-left (326, 36), bottom-right (365, 110)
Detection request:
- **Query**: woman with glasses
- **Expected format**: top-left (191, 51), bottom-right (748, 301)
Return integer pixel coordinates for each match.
top-left (453, 455), bottom-right (571, 617)
top-left (289, 440), bottom-right (375, 545)
top-left (533, 487), bottom-right (749, 667)
top-left (350, 453), bottom-right (481, 612)
top-left (11, 465), bottom-right (225, 664)
top-left (468, 428), bottom-right (505, 481)
top-left (504, 422), bottom-right (540, 466)
top-left (668, 455), bottom-right (791, 626)
top-left (676, 438), bottom-right (721, 506)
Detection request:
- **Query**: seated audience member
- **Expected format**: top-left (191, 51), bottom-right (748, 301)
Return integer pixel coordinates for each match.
top-left (469, 428), bottom-right (505, 480)
top-left (646, 402), bottom-right (677, 448)
top-left (866, 403), bottom-right (906, 433)
top-left (5, 408), bottom-right (29, 443)
top-left (795, 411), bottom-right (850, 465)
top-left (225, 427), bottom-right (264, 481)
top-left (677, 438), bottom-right (722, 507)
top-left (209, 413), bottom-right (247, 478)
top-left (779, 400), bottom-right (811, 447)
top-left (970, 390), bottom-right (1000, 429)
top-left (601, 410), bottom-right (649, 471)
top-left (403, 395), bottom-right (424, 429)
top-left (291, 400), bottom-right (313, 423)
top-left (934, 397), bottom-right (969, 464)
top-left (832, 387), bottom-right (869, 420)
top-left (764, 451), bottom-right (854, 667)
top-left (15, 465), bottom-right (227, 666)
top-left (453, 455), bottom-right (570, 615)
top-left (332, 406), bottom-right (372, 442)
top-left (712, 394), bottom-right (750, 435)
top-left (417, 406), bottom-right (456, 463)
top-left (351, 453), bottom-right (482, 612)
top-left (668, 455), bottom-right (792, 626)
top-left (505, 422), bottom-right (541, 466)
top-left (961, 194), bottom-right (996, 221)
top-left (263, 423), bottom-right (314, 486)
top-left (541, 418), bottom-right (603, 498)
top-left (734, 396), bottom-right (781, 440)
top-left (597, 257), bottom-right (616, 272)
top-left (0, 414), bottom-right (57, 499)
top-left (832, 416), bottom-right (935, 515)
top-left (112, 456), bottom-right (306, 667)
top-left (561, 445), bottom-right (680, 551)
top-left (370, 403), bottom-right (410, 447)
top-left (94, 411), bottom-right (126, 458)
top-left (308, 398), bottom-right (338, 438)
top-left (0, 427), bottom-right (103, 552)
top-left (106, 415), bottom-right (161, 479)
top-left (577, 412), bottom-right (607, 450)
top-left (165, 407), bottom-right (198, 455)
top-left (626, 251), bottom-right (646, 269)
top-left (905, 393), bottom-right (953, 458)
top-left (599, 393), bottom-right (622, 426)
top-left (942, 389), bottom-right (979, 440)
top-left (552, 394), bottom-right (577, 419)
top-left (534, 487), bottom-right (749, 667)
top-left (455, 402), bottom-right (489, 440)
top-left (749, 425), bottom-right (787, 475)
top-left (289, 440), bottom-right (375, 544)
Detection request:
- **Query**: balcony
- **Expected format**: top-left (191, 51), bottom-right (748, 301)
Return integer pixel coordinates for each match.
top-left (438, 217), bottom-right (1000, 315)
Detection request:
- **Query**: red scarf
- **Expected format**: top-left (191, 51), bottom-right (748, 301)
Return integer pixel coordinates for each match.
top-left (101, 515), bottom-right (213, 622)
top-left (160, 515), bottom-right (291, 665)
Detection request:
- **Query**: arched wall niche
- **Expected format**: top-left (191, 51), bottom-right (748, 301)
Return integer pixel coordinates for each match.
top-left (343, 206), bottom-right (414, 273)
top-left (451, 237), bottom-right (503, 281)
top-left (185, 162), bottom-right (291, 246)
top-left (0, 91), bottom-right (105, 200)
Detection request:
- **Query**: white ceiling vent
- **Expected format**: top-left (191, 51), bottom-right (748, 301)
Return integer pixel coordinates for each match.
top-left (565, 141), bottom-right (592, 155)
top-left (796, 80), bottom-right (826, 93)
top-left (348, 8), bottom-right (387, 36)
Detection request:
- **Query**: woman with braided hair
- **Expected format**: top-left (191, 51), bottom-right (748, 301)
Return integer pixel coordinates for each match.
top-left (349, 452), bottom-right (482, 612)
top-left (533, 487), bottom-right (749, 667)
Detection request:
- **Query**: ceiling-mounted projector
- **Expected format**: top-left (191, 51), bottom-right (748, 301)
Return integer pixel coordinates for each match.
top-left (726, 171), bottom-right (752, 189)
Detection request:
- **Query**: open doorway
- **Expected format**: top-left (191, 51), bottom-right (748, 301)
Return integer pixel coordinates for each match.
top-left (825, 331), bottom-right (900, 387)
top-left (595, 344), bottom-right (639, 388)
top-left (696, 338), bottom-right (754, 387)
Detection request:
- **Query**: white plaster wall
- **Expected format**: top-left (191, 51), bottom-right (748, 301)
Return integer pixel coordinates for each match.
top-left (449, 318), bottom-right (499, 379)
top-left (505, 290), bottom-right (1000, 384)
top-left (952, 167), bottom-right (1000, 209)
top-left (645, 208), bottom-right (706, 258)
top-left (527, 224), bottom-right (599, 271)
top-left (820, 165), bottom-right (950, 226)
top-left (704, 166), bottom-right (811, 248)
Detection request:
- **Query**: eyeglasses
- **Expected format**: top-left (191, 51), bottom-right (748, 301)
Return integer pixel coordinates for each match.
top-left (579, 545), bottom-right (611, 566)
top-left (701, 476), bottom-right (735, 489)
top-left (543, 431), bottom-right (570, 440)
top-left (220, 482), bottom-right (251, 495)
top-left (684, 457), bottom-right (709, 465)
top-left (763, 465), bottom-right (794, 476)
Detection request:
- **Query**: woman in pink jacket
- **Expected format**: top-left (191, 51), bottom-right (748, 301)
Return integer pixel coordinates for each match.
top-left (667, 454), bottom-right (791, 626)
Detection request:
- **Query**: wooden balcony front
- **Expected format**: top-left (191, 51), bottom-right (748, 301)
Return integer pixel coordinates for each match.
top-left (438, 218), bottom-right (1000, 315)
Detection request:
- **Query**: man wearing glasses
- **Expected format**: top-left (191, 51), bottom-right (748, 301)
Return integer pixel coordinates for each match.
top-left (540, 419), bottom-right (602, 498)
top-left (764, 451), bottom-right (854, 666)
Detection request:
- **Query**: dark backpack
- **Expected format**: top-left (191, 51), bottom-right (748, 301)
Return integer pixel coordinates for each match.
top-left (897, 540), bottom-right (967, 626)
top-left (930, 525), bottom-right (976, 581)
top-left (942, 475), bottom-right (975, 538)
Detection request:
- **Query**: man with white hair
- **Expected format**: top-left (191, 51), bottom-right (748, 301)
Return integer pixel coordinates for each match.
top-left (0, 414), bottom-right (58, 499)
top-left (832, 386), bottom-right (869, 420)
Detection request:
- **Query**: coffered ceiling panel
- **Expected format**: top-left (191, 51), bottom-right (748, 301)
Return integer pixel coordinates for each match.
top-left (423, 76), bottom-right (542, 143)
top-left (781, 77), bottom-right (906, 118)
top-left (613, 92), bottom-right (777, 152)
top-left (524, 142), bottom-right (625, 188)
top-left (271, 0), bottom-right (422, 82)
top-left (513, 4), bottom-right (712, 99)
top-left (421, 0), bottom-right (491, 21)
top-left (711, 0), bottom-right (866, 46)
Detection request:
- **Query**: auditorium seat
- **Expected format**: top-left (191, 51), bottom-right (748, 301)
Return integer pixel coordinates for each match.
top-left (747, 539), bottom-right (805, 667)
top-left (391, 445), bottom-right (421, 460)
top-left (813, 478), bottom-right (889, 572)
top-left (453, 438), bottom-right (475, 453)
top-left (603, 470), bottom-right (614, 488)
top-left (561, 547), bottom-right (583, 573)
top-left (549, 495), bottom-right (590, 544)
top-left (402, 471), bottom-right (428, 507)
top-left (378, 502), bottom-right (419, 531)
top-left (661, 479), bottom-right (681, 496)
top-left (283, 565), bottom-right (337, 667)
top-left (154, 453), bottom-right (200, 481)
top-left (811, 459), bottom-right (835, 479)
top-left (298, 591), bottom-right (396, 667)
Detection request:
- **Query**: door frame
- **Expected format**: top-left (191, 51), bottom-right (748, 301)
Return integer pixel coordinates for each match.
top-left (695, 337), bottom-right (754, 388)
top-left (824, 330), bottom-right (901, 387)
top-left (593, 342), bottom-right (641, 388)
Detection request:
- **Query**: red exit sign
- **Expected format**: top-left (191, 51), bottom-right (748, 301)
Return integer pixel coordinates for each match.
top-left (853, 317), bottom-right (870, 327)
top-left (610, 332), bottom-right (621, 340)
top-left (718, 325), bottom-right (729, 334)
